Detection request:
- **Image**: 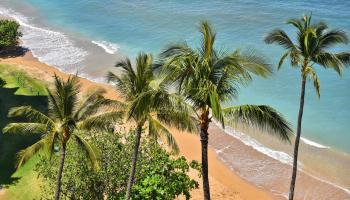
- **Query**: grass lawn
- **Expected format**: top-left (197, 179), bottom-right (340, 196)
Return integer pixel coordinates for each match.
top-left (0, 64), bottom-right (48, 96)
top-left (0, 64), bottom-right (48, 199)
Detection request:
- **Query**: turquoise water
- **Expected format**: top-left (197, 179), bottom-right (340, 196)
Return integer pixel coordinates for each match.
top-left (1, 0), bottom-right (350, 153)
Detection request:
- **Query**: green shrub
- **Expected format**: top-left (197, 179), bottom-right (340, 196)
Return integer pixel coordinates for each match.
top-left (0, 19), bottom-right (22, 52)
top-left (36, 129), bottom-right (199, 200)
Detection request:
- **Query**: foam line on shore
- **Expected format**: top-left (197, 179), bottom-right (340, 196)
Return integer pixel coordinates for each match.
top-left (301, 137), bottom-right (330, 149)
top-left (0, 6), bottom-right (88, 74)
top-left (92, 40), bottom-right (119, 54)
top-left (213, 121), bottom-right (294, 165)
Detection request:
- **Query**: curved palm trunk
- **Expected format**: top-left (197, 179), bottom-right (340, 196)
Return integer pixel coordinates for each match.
top-left (54, 142), bottom-right (67, 200)
top-left (288, 76), bottom-right (306, 200)
top-left (125, 125), bottom-right (142, 200)
top-left (200, 110), bottom-right (211, 200)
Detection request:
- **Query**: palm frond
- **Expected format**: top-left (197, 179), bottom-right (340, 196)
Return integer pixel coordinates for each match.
top-left (148, 117), bottom-right (179, 154)
top-left (73, 133), bottom-right (100, 169)
top-left (235, 49), bottom-right (272, 77)
top-left (223, 105), bottom-right (292, 142)
top-left (278, 51), bottom-right (289, 70)
top-left (264, 29), bottom-right (295, 49)
top-left (199, 21), bottom-right (216, 60)
top-left (209, 90), bottom-right (224, 127)
top-left (16, 138), bottom-right (49, 168)
top-left (78, 111), bottom-right (124, 131)
top-left (313, 52), bottom-right (344, 75)
top-left (319, 30), bottom-right (349, 48)
top-left (335, 52), bottom-right (350, 67)
top-left (304, 66), bottom-right (321, 98)
top-left (3, 123), bottom-right (48, 135)
top-left (8, 106), bottom-right (54, 126)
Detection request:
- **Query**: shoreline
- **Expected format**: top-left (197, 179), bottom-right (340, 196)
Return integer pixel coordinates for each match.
top-left (0, 51), bottom-right (275, 200)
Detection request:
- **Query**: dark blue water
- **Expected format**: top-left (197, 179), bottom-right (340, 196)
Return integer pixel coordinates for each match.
top-left (1, 0), bottom-right (350, 153)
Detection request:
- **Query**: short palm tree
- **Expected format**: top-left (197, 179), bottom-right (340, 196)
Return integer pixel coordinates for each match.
top-left (265, 14), bottom-right (350, 200)
top-left (160, 21), bottom-right (293, 200)
top-left (107, 52), bottom-right (196, 200)
top-left (3, 75), bottom-right (122, 200)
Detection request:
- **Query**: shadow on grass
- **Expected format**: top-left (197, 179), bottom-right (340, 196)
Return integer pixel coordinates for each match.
top-left (0, 47), bottom-right (29, 59)
top-left (0, 87), bottom-right (47, 186)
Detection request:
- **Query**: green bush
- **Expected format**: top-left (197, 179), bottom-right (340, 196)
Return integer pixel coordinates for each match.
top-left (0, 19), bottom-right (22, 52)
top-left (36, 129), bottom-right (199, 200)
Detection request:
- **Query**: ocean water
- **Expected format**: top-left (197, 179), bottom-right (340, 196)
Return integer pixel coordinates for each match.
top-left (1, 0), bottom-right (350, 198)
top-left (2, 0), bottom-right (349, 153)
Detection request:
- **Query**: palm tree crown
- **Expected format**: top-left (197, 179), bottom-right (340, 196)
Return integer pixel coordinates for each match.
top-left (160, 21), bottom-right (292, 200)
top-left (107, 52), bottom-right (196, 200)
top-left (3, 75), bottom-right (122, 200)
top-left (265, 14), bottom-right (350, 97)
top-left (107, 53), bottom-right (196, 152)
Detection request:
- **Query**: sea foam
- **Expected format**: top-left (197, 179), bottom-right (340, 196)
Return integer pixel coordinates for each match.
top-left (0, 7), bottom-right (88, 74)
top-left (92, 40), bottom-right (119, 54)
top-left (213, 121), bottom-right (294, 165)
top-left (301, 137), bottom-right (330, 149)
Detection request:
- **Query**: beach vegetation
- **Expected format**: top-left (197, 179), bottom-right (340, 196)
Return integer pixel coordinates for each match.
top-left (0, 19), bottom-right (22, 53)
top-left (265, 14), bottom-right (350, 200)
top-left (36, 131), bottom-right (199, 200)
top-left (159, 21), bottom-right (293, 200)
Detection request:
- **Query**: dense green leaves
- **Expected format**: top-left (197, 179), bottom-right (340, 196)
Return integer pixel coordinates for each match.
top-left (36, 131), bottom-right (199, 200)
top-left (0, 19), bottom-right (22, 52)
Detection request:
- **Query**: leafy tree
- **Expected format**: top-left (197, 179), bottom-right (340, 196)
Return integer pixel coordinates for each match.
top-left (160, 21), bottom-right (292, 200)
top-left (0, 19), bottom-right (22, 52)
top-left (107, 53), bottom-right (196, 199)
top-left (36, 130), bottom-right (199, 200)
top-left (265, 14), bottom-right (350, 200)
top-left (3, 75), bottom-right (122, 200)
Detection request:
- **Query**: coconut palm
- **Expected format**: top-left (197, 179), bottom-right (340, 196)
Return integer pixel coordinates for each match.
top-left (107, 52), bottom-right (196, 200)
top-left (3, 75), bottom-right (122, 200)
top-left (265, 14), bottom-right (350, 200)
top-left (160, 21), bottom-right (292, 200)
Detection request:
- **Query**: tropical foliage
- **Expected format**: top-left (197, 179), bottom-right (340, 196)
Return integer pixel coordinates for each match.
top-left (265, 14), bottom-right (350, 200)
top-left (107, 52), bottom-right (196, 199)
top-left (3, 75), bottom-right (122, 200)
top-left (159, 21), bottom-right (292, 199)
top-left (0, 19), bottom-right (22, 52)
top-left (36, 130), bottom-right (199, 200)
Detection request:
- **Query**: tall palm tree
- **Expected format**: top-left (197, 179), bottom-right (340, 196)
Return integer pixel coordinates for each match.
top-left (160, 21), bottom-right (293, 200)
top-left (265, 14), bottom-right (350, 200)
top-left (107, 52), bottom-right (196, 200)
top-left (3, 75), bottom-right (122, 200)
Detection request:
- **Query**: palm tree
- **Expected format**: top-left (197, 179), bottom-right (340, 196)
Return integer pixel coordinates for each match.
top-left (107, 52), bottom-right (196, 200)
top-left (3, 75), bottom-right (122, 200)
top-left (160, 21), bottom-right (293, 200)
top-left (265, 14), bottom-right (350, 200)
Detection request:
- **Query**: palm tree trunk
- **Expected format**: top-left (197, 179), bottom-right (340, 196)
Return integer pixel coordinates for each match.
top-left (200, 127), bottom-right (211, 200)
top-left (125, 125), bottom-right (142, 200)
top-left (288, 75), bottom-right (306, 200)
top-left (54, 142), bottom-right (67, 200)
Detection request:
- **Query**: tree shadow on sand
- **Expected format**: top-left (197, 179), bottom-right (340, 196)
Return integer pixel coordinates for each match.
top-left (0, 86), bottom-right (48, 186)
top-left (0, 46), bottom-right (29, 59)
